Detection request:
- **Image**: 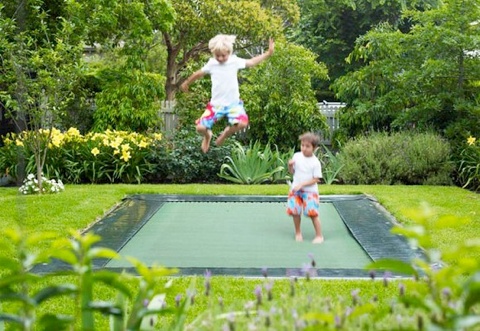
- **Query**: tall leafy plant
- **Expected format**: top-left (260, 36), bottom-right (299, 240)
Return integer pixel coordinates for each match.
top-left (218, 141), bottom-right (285, 184)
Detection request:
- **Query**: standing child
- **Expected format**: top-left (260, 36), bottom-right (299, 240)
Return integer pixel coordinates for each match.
top-left (180, 34), bottom-right (274, 153)
top-left (286, 132), bottom-right (324, 244)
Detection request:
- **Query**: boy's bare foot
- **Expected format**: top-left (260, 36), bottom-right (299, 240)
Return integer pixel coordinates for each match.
top-left (312, 236), bottom-right (324, 244)
top-left (295, 234), bottom-right (303, 242)
top-left (201, 130), bottom-right (212, 153)
top-left (215, 127), bottom-right (229, 146)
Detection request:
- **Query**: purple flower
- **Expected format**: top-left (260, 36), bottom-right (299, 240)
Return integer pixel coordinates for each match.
top-left (399, 283), bottom-right (405, 296)
top-left (351, 289), bottom-right (360, 306)
top-left (265, 281), bottom-right (273, 301)
top-left (254, 285), bottom-right (262, 306)
top-left (244, 301), bottom-right (255, 317)
top-left (175, 294), bottom-right (182, 308)
top-left (261, 267), bottom-right (268, 278)
top-left (204, 269), bottom-right (212, 296)
top-left (442, 287), bottom-right (452, 300)
top-left (383, 271), bottom-right (392, 287)
top-left (334, 315), bottom-right (342, 328)
top-left (301, 263), bottom-right (318, 280)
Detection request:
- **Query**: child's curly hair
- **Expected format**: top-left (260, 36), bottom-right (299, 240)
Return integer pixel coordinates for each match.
top-left (208, 34), bottom-right (236, 54)
top-left (299, 132), bottom-right (320, 148)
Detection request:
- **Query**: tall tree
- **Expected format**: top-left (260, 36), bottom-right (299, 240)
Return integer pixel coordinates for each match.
top-left (161, 0), bottom-right (300, 101)
top-left (0, 2), bottom-right (85, 188)
top-left (291, 0), bottom-right (441, 100)
top-left (331, 0), bottom-right (480, 143)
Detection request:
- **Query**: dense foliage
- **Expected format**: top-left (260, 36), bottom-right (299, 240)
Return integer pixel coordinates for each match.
top-left (337, 132), bottom-right (453, 185)
top-left (331, 0), bottom-right (480, 147)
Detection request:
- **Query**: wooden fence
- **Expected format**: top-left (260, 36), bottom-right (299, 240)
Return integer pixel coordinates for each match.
top-left (159, 101), bottom-right (345, 144)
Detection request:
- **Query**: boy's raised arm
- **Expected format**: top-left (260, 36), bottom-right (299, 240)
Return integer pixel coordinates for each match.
top-left (180, 70), bottom-right (206, 92)
top-left (245, 38), bottom-right (274, 68)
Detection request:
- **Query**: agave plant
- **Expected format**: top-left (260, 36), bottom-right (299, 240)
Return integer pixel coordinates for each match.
top-left (218, 141), bottom-right (285, 184)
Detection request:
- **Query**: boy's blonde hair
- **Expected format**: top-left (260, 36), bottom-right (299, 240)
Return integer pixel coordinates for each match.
top-left (208, 34), bottom-right (236, 54)
top-left (299, 132), bottom-right (320, 148)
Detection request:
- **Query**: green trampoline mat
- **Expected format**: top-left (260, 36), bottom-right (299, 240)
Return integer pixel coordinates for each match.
top-left (32, 195), bottom-right (423, 278)
top-left (106, 202), bottom-right (371, 269)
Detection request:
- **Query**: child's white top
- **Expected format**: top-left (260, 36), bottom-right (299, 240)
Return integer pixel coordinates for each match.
top-left (202, 55), bottom-right (246, 107)
top-left (291, 152), bottom-right (323, 193)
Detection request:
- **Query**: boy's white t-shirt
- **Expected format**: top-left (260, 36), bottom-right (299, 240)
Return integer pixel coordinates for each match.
top-left (291, 152), bottom-right (323, 193)
top-left (201, 55), bottom-right (246, 107)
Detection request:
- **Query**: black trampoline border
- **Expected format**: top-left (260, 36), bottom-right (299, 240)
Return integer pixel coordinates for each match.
top-left (32, 194), bottom-right (424, 279)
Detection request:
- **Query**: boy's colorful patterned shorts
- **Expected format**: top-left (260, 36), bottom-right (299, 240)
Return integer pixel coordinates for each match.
top-left (286, 190), bottom-right (319, 217)
top-left (196, 101), bottom-right (248, 129)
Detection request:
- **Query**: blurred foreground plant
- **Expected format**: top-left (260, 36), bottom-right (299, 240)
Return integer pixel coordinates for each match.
top-left (0, 228), bottom-right (181, 330)
top-left (368, 204), bottom-right (480, 330)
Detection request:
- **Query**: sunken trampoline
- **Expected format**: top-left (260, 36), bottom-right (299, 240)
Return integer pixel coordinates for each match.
top-left (37, 194), bottom-right (424, 278)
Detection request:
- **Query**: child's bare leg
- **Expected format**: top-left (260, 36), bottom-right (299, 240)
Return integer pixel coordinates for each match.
top-left (215, 122), bottom-right (247, 146)
top-left (311, 216), bottom-right (324, 244)
top-left (293, 215), bottom-right (303, 242)
top-left (196, 125), bottom-right (212, 153)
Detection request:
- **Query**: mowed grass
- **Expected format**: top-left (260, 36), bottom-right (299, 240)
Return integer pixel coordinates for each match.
top-left (1, 184), bottom-right (477, 252)
top-left (0, 184), bottom-right (478, 328)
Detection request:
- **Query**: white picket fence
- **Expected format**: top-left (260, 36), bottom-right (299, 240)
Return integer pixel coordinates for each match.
top-left (159, 101), bottom-right (345, 144)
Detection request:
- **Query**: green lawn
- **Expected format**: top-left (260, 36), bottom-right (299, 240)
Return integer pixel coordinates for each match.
top-left (1, 184), bottom-right (478, 253)
top-left (0, 184), bottom-right (478, 329)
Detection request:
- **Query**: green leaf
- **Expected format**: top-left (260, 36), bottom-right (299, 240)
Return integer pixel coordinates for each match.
top-left (365, 259), bottom-right (418, 277)
top-left (34, 284), bottom-right (77, 304)
top-left (93, 271), bottom-right (132, 298)
top-left (88, 301), bottom-right (123, 316)
top-left (87, 247), bottom-right (119, 260)
top-left (0, 313), bottom-right (23, 325)
top-left (463, 272), bottom-right (480, 312)
top-left (38, 314), bottom-right (74, 331)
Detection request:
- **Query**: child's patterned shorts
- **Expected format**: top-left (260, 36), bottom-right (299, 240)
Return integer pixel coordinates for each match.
top-left (195, 101), bottom-right (249, 129)
top-left (286, 190), bottom-right (319, 217)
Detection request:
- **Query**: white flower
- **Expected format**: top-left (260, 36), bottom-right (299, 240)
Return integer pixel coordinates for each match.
top-left (19, 174), bottom-right (65, 195)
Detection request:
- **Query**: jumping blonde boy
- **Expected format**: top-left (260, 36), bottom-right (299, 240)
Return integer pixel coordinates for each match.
top-left (180, 34), bottom-right (274, 153)
top-left (286, 132), bottom-right (324, 244)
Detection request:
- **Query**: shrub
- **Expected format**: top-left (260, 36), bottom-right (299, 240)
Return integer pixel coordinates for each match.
top-left (337, 132), bottom-right (453, 185)
top-left (147, 129), bottom-right (235, 184)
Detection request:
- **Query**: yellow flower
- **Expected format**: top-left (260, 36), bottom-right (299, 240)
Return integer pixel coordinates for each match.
top-left (121, 150), bottom-right (131, 162)
top-left (15, 139), bottom-right (24, 147)
top-left (67, 127), bottom-right (80, 137)
top-left (467, 136), bottom-right (476, 146)
top-left (121, 143), bottom-right (131, 151)
top-left (153, 133), bottom-right (162, 141)
top-left (110, 137), bottom-right (123, 149)
top-left (91, 147), bottom-right (100, 156)
top-left (138, 140), bottom-right (149, 148)
top-left (51, 134), bottom-right (63, 148)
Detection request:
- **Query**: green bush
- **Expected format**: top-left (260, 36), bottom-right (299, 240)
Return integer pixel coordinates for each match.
top-left (337, 132), bottom-right (453, 185)
top-left (147, 129), bottom-right (235, 184)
